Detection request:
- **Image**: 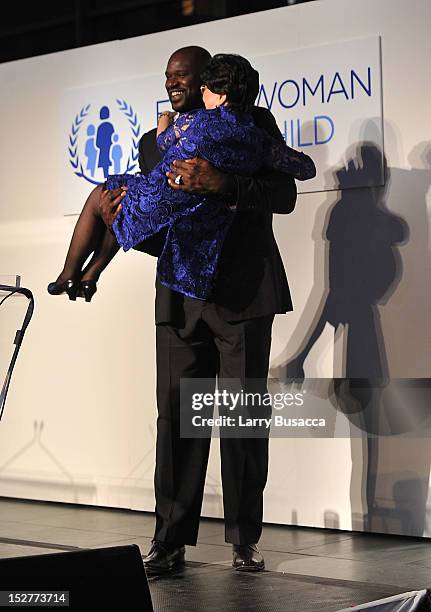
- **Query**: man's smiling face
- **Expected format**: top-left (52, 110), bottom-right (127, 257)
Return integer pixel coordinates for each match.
top-left (165, 50), bottom-right (206, 113)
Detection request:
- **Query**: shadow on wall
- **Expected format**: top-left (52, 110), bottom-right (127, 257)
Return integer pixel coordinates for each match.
top-left (271, 120), bottom-right (431, 537)
top-left (280, 139), bottom-right (408, 381)
top-left (0, 421), bottom-right (82, 501)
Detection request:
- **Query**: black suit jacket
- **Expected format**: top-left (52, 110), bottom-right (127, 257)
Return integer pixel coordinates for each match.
top-left (136, 106), bottom-right (297, 325)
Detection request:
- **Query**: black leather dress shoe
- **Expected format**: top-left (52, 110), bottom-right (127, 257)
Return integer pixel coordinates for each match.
top-left (232, 543), bottom-right (265, 571)
top-left (143, 540), bottom-right (185, 575)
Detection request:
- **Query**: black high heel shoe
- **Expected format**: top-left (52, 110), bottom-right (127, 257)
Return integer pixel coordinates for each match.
top-left (47, 279), bottom-right (79, 301)
top-left (79, 280), bottom-right (97, 303)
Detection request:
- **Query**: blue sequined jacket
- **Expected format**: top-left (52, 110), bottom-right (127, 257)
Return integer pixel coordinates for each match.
top-left (108, 106), bottom-right (315, 299)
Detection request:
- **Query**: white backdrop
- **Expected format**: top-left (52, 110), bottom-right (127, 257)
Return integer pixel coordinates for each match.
top-left (1, 0), bottom-right (431, 537)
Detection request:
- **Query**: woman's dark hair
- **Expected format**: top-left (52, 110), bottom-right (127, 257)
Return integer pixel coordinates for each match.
top-left (200, 53), bottom-right (259, 113)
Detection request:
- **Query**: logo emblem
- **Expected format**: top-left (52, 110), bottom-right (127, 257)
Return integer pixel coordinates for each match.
top-left (68, 99), bottom-right (141, 185)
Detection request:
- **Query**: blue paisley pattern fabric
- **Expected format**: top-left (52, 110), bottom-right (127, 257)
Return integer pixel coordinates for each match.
top-left (108, 106), bottom-right (315, 300)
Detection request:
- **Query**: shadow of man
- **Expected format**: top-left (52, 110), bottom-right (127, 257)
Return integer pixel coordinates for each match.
top-left (271, 131), bottom-right (431, 536)
top-left (284, 142), bottom-right (408, 383)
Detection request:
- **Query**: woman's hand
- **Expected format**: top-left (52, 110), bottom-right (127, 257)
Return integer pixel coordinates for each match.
top-left (157, 111), bottom-right (177, 136)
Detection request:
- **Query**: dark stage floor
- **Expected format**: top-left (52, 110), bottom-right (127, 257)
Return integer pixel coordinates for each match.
top-left (1, 498), bottom-right (431, 611)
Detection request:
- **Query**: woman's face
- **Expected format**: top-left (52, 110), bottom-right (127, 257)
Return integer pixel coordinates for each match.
top-left (202, 85), bottom-right (227, 109)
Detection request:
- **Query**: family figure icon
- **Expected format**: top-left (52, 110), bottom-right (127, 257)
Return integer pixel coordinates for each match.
top-left (84, 106), bottom-right (123, 178)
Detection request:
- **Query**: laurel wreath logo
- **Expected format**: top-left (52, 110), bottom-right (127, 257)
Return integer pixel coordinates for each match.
top-left (68, 100), bottom-right (141, 185)
top-left (116, 99), bottom-right (141, 173)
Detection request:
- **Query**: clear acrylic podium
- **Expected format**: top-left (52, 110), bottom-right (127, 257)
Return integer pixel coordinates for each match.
top-left (0, 275), bottom-right (34, 421)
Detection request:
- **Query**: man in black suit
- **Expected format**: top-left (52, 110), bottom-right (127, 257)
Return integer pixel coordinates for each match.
top-left (100, 46), bottom-right (297, 574)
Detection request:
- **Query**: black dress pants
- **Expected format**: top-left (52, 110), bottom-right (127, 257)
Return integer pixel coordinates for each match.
top-left (154, 297), bottom-right (274, 546)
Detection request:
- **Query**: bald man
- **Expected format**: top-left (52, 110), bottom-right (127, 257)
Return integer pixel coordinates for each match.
top-left (101, 46), bottom-right (297, 574)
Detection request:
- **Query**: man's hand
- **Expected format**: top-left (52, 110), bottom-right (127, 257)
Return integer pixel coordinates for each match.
top-left (99, 187), bottom-right (127, 228)
top-left (166, 158), bottom-right (233, 195)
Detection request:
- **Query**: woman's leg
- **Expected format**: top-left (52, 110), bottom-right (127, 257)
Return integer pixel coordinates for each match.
top-left (54, 184), bottom-right (119, 284)
top-left (80, 227), bottom-right (120, 282)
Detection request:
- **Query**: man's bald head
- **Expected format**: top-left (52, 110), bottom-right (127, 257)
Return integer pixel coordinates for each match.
top-left (168, 46), bottom-right (212, 72)
top-left (165, 46), bottom-right (212, 112)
